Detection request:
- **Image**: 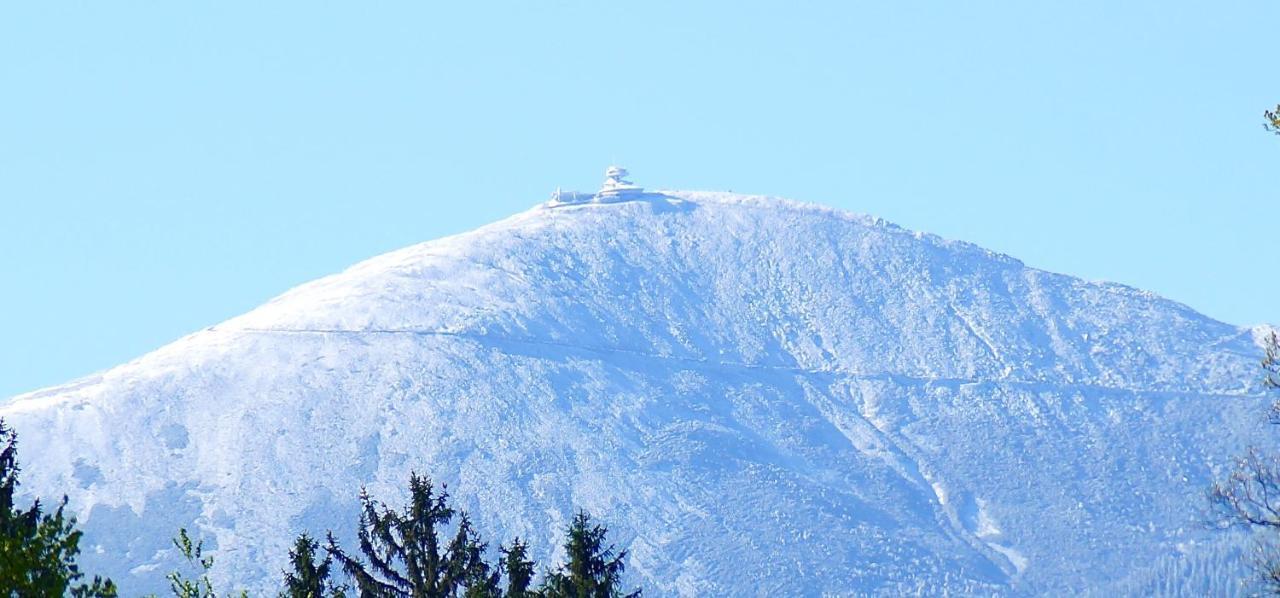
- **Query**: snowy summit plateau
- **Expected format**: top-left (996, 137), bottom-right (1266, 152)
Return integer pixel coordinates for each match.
top-left (2, 167), bottom-right (1274, 595)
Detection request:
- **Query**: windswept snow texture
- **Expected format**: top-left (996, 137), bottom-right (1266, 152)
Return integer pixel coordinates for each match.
top-left (2, 192), bottom-right (1274, 595)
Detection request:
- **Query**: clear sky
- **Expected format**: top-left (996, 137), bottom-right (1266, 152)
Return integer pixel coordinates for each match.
top-left (1, 2), bottom-right (1276, 398)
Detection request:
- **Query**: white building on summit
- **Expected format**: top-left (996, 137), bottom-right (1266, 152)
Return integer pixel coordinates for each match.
top-left (547, 166), bottom-right (659, 207)
top-left (594, 166), bottom-right (646, 201)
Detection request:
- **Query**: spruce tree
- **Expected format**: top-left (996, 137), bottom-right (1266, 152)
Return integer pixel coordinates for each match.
top-left (282, 532), bottom-right (345, 598)
top-left (500, 539), bottom-right (536, 598)
top-left (539, 511), bottom-right (638, 598)
top-left (326, 472), bottom-right (495, 597)
top-left (453, 514), bottom-right (500, 598)
top-left (0, 418), bottom-right (116, 597)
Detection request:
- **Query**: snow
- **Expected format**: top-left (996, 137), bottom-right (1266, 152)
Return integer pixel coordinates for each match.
top-left (990, 543), bottom-right (1029, 575)
top-left (1, 191), bottom-right (1273, 595)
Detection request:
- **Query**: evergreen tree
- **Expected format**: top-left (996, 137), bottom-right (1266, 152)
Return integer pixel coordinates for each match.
top-left (453, 514), bottom-right (500, 598)
top-left (539, 511), bottom-right (638, 598)
top-left (500, 539), bottom-right (536, 598)
top-left (282, 532), bottom-right (345, 598)
top-left (326, 472), bottom-right (495, 598)
top-left (0, 418), bottom-right (117, 597)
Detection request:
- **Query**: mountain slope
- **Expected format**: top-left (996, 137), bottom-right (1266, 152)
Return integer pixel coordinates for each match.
top-left (2, 191), bottom-right (1271, 595)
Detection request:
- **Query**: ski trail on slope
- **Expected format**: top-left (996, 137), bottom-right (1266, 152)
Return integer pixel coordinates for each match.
top-left (225, 324), bottom-right (1028, 578)
top-left (948, 301), bottom-right (1011, 378)
top-left (805, 386), bottom-right (1025, 582)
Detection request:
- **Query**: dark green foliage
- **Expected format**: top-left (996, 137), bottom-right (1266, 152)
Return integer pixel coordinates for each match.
top-left (326, 472), bottom-right (496, 598)
top-left (454, 516), bottom-right (500, 598)
top-left (0, 418), bottom-right (117, 597)
top-left (69, 574), bottom-right (118, 598)
top-left (538, 511), bottom-right (639, 598)
top-left (282, 533), bottom-right (345, 598)
top-left (500, 539), bottom-right (536, 598)
top-left (0, 415), bottom-right (641, 596)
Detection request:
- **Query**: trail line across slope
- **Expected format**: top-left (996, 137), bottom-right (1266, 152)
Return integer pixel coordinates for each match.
top-left (225, 326), bottom-right (1263, 399)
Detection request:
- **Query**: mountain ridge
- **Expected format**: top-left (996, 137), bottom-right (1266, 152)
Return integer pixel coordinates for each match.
top-left (2, 190), bottom-right (1271, 595)
top-left (10, 190), bottom-right (1256, 403)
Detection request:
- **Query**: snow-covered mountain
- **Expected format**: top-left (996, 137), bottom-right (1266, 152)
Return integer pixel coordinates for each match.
top-left (2, 190), bottom-right (1273, 595)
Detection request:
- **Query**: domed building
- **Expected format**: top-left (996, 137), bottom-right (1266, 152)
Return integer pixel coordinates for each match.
top-left (594, 165), bottom-right (647, 202)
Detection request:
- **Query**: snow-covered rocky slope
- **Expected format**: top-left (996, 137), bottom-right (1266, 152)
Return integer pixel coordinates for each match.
top-left (2, 191), bottom-right (1272, 595)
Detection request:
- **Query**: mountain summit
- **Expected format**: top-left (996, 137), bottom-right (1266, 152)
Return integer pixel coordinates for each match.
top-left (2, 188), bottom-right (1270, 594)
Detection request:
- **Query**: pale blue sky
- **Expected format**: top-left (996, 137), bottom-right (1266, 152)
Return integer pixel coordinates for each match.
top-left (1, 2), bottom-right (1276, 398)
